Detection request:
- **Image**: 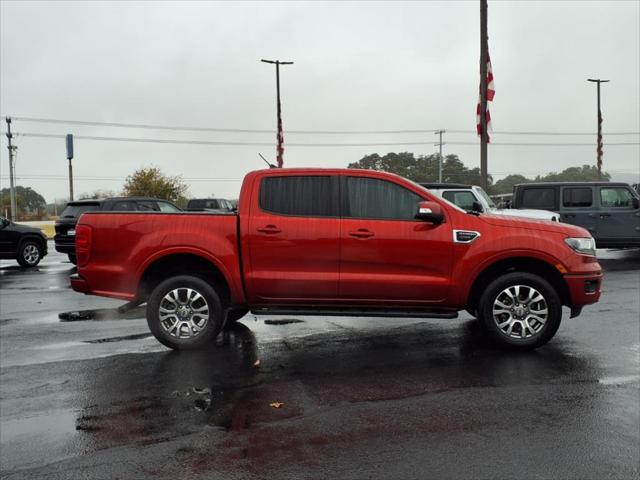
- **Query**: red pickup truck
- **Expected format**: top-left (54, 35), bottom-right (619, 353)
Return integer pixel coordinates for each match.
top-left (71, 168), bottom-right (602, 350)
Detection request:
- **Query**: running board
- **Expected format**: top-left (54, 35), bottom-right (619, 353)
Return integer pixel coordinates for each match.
top-left (250, 308), bottom-right (458, 319)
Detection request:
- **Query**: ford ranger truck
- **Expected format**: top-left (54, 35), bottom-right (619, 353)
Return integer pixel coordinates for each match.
top-left (70, 169), bottom-right (603, 351)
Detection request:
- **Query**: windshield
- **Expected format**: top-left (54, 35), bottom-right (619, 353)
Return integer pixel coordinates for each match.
top-left (476, 187), bottom-right (496, 209)
top-left (60, 203), bottom-right (101, 218)
top-left (410, 178), bottom-right (468, 213)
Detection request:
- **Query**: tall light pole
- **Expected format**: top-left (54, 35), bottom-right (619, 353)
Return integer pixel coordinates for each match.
top-left (5, 117), bottom-right (17, 221)
top-left (261, 59), bottom-right (293, 168)
top-left (434, 130), bottom-right (445, 183)
top-left (587, 78), bottom-right (609, 179)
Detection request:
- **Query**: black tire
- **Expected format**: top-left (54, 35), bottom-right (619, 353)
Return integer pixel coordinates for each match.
top-left (68, 254), bottom-right (77, 265)
top-left (225, 308), bottom-right (249, 326)
top-left (478, 272), bottom-right (562, 350)
top-left (17, 240), bottom-right (42, 268)
top-left (146, 275), bottom-right (224, 350)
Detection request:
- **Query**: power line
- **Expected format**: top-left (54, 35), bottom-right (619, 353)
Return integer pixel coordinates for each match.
top-left (5, 115), bottom-right (640, 136)
top-left (9, 132), bottom-right (640, 147)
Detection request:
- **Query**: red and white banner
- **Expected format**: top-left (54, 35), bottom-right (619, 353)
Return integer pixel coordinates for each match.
top-left (476, 54), bottom-right (495, 141)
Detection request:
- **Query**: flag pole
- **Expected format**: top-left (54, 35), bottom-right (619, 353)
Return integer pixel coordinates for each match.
top-left (261, 59), bottom-right (294, 168)
top-left (587, 78), bottom-right (609, 180)
top-left (480, 0), bottom-right (489, 191)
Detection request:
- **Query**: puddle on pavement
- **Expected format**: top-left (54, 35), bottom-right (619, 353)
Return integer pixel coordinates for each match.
top-left (84, 332), bottom-right (153, 344)
top-left (59, 305), bottom-right (146, 322)
top-left (264, 318), bottom-right (305, 326)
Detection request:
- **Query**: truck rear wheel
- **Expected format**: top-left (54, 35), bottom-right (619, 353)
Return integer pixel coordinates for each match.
top-left (146, 275), bottom-right (224, 350)
top-left (478, 272), bottom-right (562, 350)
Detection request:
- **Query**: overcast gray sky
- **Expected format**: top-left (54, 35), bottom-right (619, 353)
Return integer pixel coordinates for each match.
top-left (1, 0), bottom-right (639, 203)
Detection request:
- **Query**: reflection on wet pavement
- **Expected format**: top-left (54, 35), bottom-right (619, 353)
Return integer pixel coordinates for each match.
top-left (1, 247), bottom-right (639, 479)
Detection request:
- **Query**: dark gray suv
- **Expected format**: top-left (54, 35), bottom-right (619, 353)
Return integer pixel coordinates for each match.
top-left (513, 182), bottom-right (640, 248)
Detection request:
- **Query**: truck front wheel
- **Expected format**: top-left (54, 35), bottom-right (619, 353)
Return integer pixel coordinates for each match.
top-left (147, 275), bottom-right (224, 350)
top-left (478, 272), bottom-right (562, 350)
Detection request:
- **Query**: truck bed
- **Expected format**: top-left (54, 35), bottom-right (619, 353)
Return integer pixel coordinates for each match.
top-left (75, 212), bottom-right (243, 302)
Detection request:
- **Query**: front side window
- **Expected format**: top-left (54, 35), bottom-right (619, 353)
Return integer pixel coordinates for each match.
top-left (260, 176), bottom-right (338, 217)
top-left (443, 191), bottom-right (477, 211)
top-left (600, 187), bottom-right (635, 208)
top-left (158, 202), bottom-right (181, 213)
top-left (346, 177), bottom-right (422, 221)
top-left (137, 201), bottom-right (158, 211)
top-left (563, 188), bottom-right (593, 207)
top-left (521, 188), bottom-right (556, 210)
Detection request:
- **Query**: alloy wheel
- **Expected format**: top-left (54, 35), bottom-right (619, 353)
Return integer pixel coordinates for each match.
top-left (492, 285), bottom-right (549, 340)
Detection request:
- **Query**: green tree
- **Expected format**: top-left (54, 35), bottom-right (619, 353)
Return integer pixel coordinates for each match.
top-left (0, 186), bottom-right (47, 219)
top-left (535, 165), bottom-right (610, 182)
top-left (490, 174), bottom-right (531, 195)
top-left (78, 189), bottom-right (116, 200)
top-left (122, 167), bottom-right (189, 205)
top-left (348, 152), bottom-right (492, 186)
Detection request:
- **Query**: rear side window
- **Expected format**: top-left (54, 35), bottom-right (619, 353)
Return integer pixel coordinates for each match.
top-left (600, 187), bottom-right (635, 208)
top-left (260, 176), bottom-right (338, 217)
top-left (111, 201), bottom-right (136, 211)
top-left (345, 177), bottom-right (422, 221)
top-left (60, 204), bottom-right (101, 218)
top-left (442, 191), bottom-right (477, 211)
top-left (562, 188), bottom-right (592, 207)
top-left (521, 188), bottom-right (556, 210)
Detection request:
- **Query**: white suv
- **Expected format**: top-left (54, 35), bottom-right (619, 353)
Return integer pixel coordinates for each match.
top-left (420, 183), bottom-right (559, 222)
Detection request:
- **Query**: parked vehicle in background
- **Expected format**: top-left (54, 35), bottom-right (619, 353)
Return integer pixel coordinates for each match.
top-left (0, 216), bottom-right (48, 267)
top-left (72, 168), bottom-right (602, 351)
top-left (55, 197), bottom-right (181, 263)
top-left (186, 198), bottom-right (235, 213)
top-left (512, 182), bottom-right (640, 249)
top-left (420, 183), bottom-right (559, 222)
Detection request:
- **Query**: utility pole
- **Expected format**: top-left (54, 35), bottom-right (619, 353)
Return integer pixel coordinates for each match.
top-left (434, 130), bottom-right (446, 183)
top-left (261, 59), bottom-right (294, 168)
top-left (5, 117), bottom-right (17, 221)
top-left (479, 0), bottom-right (489, 191)
top-left (66, 134), bottom-right (74, 201)
top-left (587, 78), bottom-right (609, 180)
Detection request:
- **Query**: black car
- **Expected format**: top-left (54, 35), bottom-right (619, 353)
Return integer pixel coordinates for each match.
top-left (55, 197), bottom-right (182, 264)
top-left (185, 198), bottom-right (235, 213)
top-left (0, 216), bottom-right (48, 267)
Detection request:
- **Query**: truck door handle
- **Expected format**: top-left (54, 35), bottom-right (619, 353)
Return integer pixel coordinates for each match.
top-left (599, 214), bottom-right (611, 218)
top-left (564, 214), bottom-right (576, 218)
top-left (257, 225), bottom-right (282, 234)
top-left (349, 229), bottom-right (374, 239)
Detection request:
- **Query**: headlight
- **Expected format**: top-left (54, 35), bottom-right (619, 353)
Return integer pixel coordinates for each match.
top-left (564, 237), bottom-right (596, 256)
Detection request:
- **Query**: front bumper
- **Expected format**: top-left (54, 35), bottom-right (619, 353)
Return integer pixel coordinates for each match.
top-left (564, 272), bottom-right (603, 307)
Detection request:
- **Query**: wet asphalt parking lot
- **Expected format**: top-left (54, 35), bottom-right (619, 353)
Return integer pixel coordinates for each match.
top-left (1, 244), bottom-right (639, 479)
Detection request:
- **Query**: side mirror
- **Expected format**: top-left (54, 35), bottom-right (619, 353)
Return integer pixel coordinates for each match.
top-left (415, 201), bottom-right (445, 224)
top-left (0, 218), bottom-right (9, 228)
top-left (472, 201), bottom-right (484, 213)
top-left (633, 197), bottom-right (639, 209)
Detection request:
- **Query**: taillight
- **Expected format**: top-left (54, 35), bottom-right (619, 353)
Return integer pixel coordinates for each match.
top-left (75, 225), bottom-right (92, 266)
